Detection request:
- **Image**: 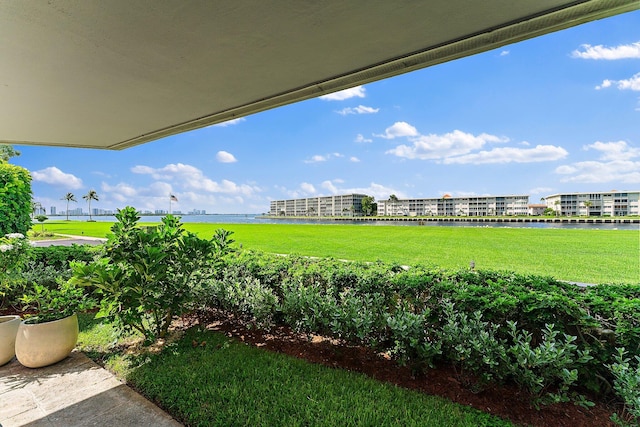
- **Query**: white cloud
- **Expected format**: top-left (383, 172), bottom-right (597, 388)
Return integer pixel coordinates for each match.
top-left (375, 121), bottom-right (419, 139)
top-left (31, 167), bottom-right (83, 189)
top-left (213, 118), bottom-right (246, 127)
top-left (300, 182), bottom-right (316, 194)
top-left (101, 182), bottom-right (138, 203)
top-left (443, 145), bottom-right (568, 164)
top-left (304, 153), bottom-right (344, 163)
top-left (336, 105), bottom-right (379, 115)
top-left (556, 160), bottom-right (640, 183)
top-left (500, 50), bottom-right (510, 56)
top-left (130, 163), bottom-right (259, 196)
top-left (321, 180), bottom-right (339, 194)
top-left (349, 156), bottom-right (360, 162)
top-left (556, 140), bottom-right (640, 184)
top-left (584, 140), bottom-right (640, 160)
top-left (320, 86), bottom-right (366, 101)
top-left (386, 129), bottom-right (509, 160)
top-left (355, 134), bottom-right (372, 143)
top-left (216, 151), bottom-right (238, 163)
top-left (595, 72), bottom-right (640, 91)
top-left (572, 41), bottom-right (640, 60)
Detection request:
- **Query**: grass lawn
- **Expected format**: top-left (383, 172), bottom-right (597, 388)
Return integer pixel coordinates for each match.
top-left (43, 220), bottom-right (639, 284)
top-left (76, 314), bottom-right (512, 427)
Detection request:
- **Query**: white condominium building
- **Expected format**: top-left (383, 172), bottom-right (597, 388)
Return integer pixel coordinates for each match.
top-left (544, 191), bottom-right (640, 217)
top-left (270, 194), bottom-right (368, 216)
top-left (377, 195), bottom-right (530, 217)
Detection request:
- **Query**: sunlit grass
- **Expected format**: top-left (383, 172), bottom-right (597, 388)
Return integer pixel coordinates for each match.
top-left (44, 221), bottom-right (639, 284)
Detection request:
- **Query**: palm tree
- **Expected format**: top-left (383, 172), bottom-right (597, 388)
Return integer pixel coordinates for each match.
top-left (83, 190), bottom-right (99, 221)
top-left (583, 200), bottom-right (592, 217)
top-left (554, 200), bottom-right (561, 217)
top-left (61, 192), bottom-right (76, 221)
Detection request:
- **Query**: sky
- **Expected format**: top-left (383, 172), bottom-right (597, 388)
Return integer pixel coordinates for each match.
top-left (11, 10), bottom-right (640, 215)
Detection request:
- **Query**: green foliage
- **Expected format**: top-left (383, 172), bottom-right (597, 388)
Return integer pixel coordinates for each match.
top-left (212, 250), bottom-right (639, 408)
top-left (0, 232), bottom-right (32, 309)
top-left (0, 162), bottom-right (32, 235)
top-left (439, 302), bottom-right (508, 389)
top-left (609, 348), bottom-right (640, 426)
top-left (31, 244), bottom-right (99, 270)
top-left (20, 281), bottom-right (96, 323)
top-left (506, 322), bottom-right (593, 407)
top-left (70, 206), bottom-right (234, 342)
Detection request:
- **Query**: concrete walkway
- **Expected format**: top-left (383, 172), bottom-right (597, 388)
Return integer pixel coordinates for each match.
top-left (31, 234), bottom-right (107, 248)
top-left (0, 351), bottom-right (181, 427)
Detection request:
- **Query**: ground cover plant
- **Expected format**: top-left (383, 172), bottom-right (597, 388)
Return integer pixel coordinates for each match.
top-left (43, 221), bottom-right (638, 284)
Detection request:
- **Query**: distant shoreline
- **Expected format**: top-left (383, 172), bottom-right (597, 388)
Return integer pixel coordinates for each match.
top-left (261, 215), bottom-right (640, 224)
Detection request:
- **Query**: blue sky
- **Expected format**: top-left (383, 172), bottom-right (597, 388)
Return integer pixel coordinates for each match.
top-left (13, 11), bottom-right (640, 214)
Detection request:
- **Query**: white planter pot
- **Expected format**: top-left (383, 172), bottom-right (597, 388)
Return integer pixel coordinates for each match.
top-left (15, 313), bottom-right (79, 368)
top-left (0, 315), bottom-right (21, 366)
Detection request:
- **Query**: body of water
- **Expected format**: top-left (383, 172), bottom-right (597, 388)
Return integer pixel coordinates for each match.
top-left (50, 214), bottom-right (640, 230)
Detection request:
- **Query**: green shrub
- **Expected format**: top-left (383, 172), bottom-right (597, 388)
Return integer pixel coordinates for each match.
top-left (438, 301), bottom-right (508, 389)
top-left (70, 206), bottom-right (234, 342)
top-left (609, 348), bottom-right (640, 426)
top-left (506, 322), bottom-right (593, 407)
top-left (0, 162), bottom-right (32, 235)
top-left (212, 250), bottom-right (640, 408)
top-left (31, 244), bottom-right (99, 270)
top-left (0, 232), bottom-right (32, 309)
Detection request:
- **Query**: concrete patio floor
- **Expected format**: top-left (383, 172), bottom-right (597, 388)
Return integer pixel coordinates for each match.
top-left (0, 351), bottom-right (181, 427)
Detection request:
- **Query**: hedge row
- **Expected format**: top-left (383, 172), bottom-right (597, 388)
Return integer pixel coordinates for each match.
top-left (195, 250), bottom-right (639, 405)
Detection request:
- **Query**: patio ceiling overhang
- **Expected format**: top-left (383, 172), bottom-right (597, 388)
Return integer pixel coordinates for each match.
top-left (1, 0), bottom-right (637, 150)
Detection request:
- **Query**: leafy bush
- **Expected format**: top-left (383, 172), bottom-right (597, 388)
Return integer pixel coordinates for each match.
top-left (70, 206), bottom-right (234, 342)
top-left (211, 250), bottom-right (639, 408)
top-left (31, 244), bottom-right (99, 270)
top-left (439, 302), bottom-right (508, 389)
top-left (20, 281), bottom-right (96, 323)
top-left (609, 348), bottom-right (640, 426)
top-left (506, 322), bottom-right (593, 407)
top-left (0, 232), bottom-right (32, 309)
top-left (0, 162), bottom-right (32, 235)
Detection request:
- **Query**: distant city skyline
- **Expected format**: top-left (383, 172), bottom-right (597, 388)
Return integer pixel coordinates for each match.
top-left (12, 11), bottom-right (640, 214)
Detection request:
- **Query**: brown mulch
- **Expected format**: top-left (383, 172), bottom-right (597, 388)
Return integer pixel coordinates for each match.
top-left (182, 310), bottom-right (618, 427)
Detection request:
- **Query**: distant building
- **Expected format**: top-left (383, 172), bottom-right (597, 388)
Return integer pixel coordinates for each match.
top-left (188, 209), bottom-right (206, 215)
top-left (155, 209), bottom-right (168, 215)
top-left (528, 204), bottom-right (546, 216)
top-left (270, 194), bottom-right (368, 217)
top-left (50, 206), bottom-right (56, 215)
top-left (544, 191), bottom-right (640, 216)
top-left (377, 194), bottom-right (530, 216)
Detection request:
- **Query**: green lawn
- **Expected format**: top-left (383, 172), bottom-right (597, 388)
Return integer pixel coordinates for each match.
top-left (42, 220), bottom-right (639, 284)
top-left (77, 314), bottom-right (512, 427)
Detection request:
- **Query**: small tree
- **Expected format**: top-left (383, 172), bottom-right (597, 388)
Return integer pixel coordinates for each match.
top-left (70, 206), bottom-right (235, 342)
top-left (35, 214), bottom-right (48, 234)
top-left (361, 196), bottom-right (375, 216)
top-left (583, 200), bottom-right (592, 217)
top-left (83, 190), bottom-right (99, 221)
